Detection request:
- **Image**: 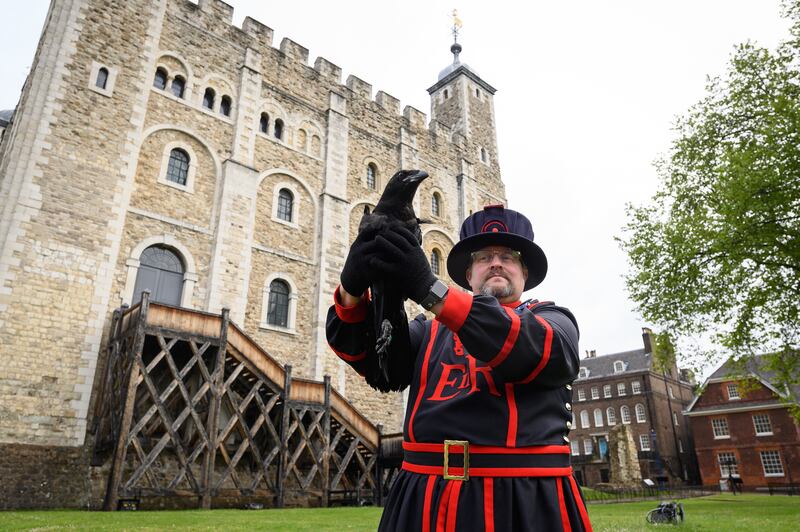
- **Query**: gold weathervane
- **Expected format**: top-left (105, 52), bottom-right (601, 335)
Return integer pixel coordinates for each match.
top-left (451, 9), bottom-right (463, 42)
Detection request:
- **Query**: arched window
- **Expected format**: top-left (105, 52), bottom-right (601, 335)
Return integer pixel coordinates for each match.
top-left (635, 403), bottom-right (647, 423)
top-left (432, 193), bottom-right (441, 217)
top-left (132, 246), bottom-right (184, 305)
top-left (95, 67), bottom-right (109, 89)
top-left (277, 188), bottom-right (293, 222)
top-left (621, 405), bottom-right (631, 424)
top-left (311, 135), bottom-right (321, 157)
top-left (220, 95), bottom-right (232, 117)
top-left (166, 148), bottom-right (190, 186)
top-left (580, 411), bottom-right (590, 429)
top-left (366, 163), bottom-right (377, 190)
top-left (267, 280), bottom-right (290, 327)
top-left (259, 113), bottom-right (270, 134)
top-left (202, 87), bottom-right (215, 110)
top-left (296, 129), bottom-right (307, 150)
top-left (614, 360), bottom-right (625, 373)
top-left (593, 408), bottom-right (603, 427)
top-left (481, 148), bottom-right (487, 163)
top-left (153, 67), bottom-right (167, 90)
top-left (444, 89), bottom-right (449, 99)
top-left (274, 119), bottom-right (284, 140)
top-left (430, 249), bottom-right (441, 276)
top-left (475, 88), bottom-right (480, 98)
top-left (607, 407), bottom-right (617, 425)
top-left (170, 75), bottom-right (185, 98)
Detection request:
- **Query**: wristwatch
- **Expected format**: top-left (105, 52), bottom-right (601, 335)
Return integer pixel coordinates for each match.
top-left (420, 279), bottom-right (449, 310)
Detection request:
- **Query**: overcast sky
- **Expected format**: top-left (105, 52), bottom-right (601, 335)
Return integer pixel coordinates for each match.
top-left (1, 1), bottom-right (791, 375)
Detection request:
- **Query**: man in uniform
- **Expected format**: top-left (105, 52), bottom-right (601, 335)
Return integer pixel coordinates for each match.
top-left (327, 205), bottom-right (592, 531)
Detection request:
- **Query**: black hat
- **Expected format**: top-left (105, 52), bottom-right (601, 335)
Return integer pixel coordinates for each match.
top-left (447, 205), bottom-right (547, 291)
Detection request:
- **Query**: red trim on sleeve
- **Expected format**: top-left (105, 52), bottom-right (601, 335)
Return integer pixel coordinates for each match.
top-left (422, 474), bottom-right (436, 532)
top-left (333, 286), bottom-right (369, 323)
top-left (488, 307), bottom-right (521, 368)
top-left (557, 477), bottom-right (572, 532)
top-left (517, 315), bottom-right (553, 384)
top-left (436, 288), bottom-right (473, 332)
top-left (483, 478), bottom-right (495, 532)
top-left (409, 321), bottom-right (439, 443)
top-left (327, 343), bottom-right (366, 363)
top-left (569, 475), bottom-right (593, 532)
top-left (445, 480), bottom-right (462, 532)
top-left (505, 383), bottom-right (518, 447)
top-left (435, 481), bottom-right (454, 532)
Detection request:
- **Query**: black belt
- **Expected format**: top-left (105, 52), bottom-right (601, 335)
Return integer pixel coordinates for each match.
top-left (402, 440), bottom-right (573, 480)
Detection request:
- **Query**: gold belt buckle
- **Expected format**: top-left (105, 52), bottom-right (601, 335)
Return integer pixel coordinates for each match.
top-left (443, 440), bottom-right (469, 481)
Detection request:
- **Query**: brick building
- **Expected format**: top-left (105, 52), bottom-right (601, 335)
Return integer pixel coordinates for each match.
top-left (0, 0), bottom-right (506, 508)
top-left (569, 330), bottom-right (698, 486)
top-left (684, 355), bottom-right (800, 491)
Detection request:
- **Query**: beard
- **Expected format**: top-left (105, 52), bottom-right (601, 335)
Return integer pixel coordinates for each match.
top-left (478, 274), bottom-right (514, 299)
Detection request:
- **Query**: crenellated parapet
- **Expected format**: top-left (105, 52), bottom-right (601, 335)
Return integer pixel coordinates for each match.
top-left (169, 0), bottom-right (491, 154)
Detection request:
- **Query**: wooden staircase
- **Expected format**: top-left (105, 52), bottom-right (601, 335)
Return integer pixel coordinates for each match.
top-left (91, 292), bottom-right (401, 510)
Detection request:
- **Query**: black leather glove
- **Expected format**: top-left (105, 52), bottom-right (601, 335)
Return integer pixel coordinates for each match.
top-left (340, 227), bottom-right (382, 297)
top-left (368, 226), bottom-right (436, 304)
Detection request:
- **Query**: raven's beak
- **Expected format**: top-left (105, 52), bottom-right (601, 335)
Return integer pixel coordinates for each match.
top-left (402, 170), bottom-right (429, 184)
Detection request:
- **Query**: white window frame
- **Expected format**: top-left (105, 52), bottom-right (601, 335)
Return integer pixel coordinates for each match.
top-left (606, 407), bottom-right (617, 425)
top-left (570, 440), bottom-right (580, 456)
top-left (760, 450), bottom-right (784, 477)
top-left (583, 439), bottom-right (593, 455)
top-left (617, 382), bottom-right (627, 396)
top-left (577, 389), bottom-right (586, 402)
top-left (580, 410), bottom-right (590, 429)
top-left (753, 414), bottom-right (773, 436)
top-left (727, 383), bottom-right (740, 400)
top-left (632, 381), bottom-right (641, 394)
top-left (639, 434), bottom-right (651, 451)
top-left (678, 439), bottom-right (684, 453)
top-left (578, 367), bottom-right (589, 379)
top-left (593, 408), bottom-right (603, 427)
top-left (591, 386), bottom-right (599, 400)
top-left (603, 385), bottom-right (612, 398)
top-left (635, 403), bottom-right (647, 423)
top-left (259, 273), bottom-right (298, 334)
top-left (621, 405), bottom-right (631, 424)
top-left (717, 452), bottom-right (738, 476)
top-left (669, 385), bottom-right (675, 399)
top-left (88, 61), bottom-right (118, 97)
top-left (613, 360), bottom-right (625, 373)
top-left (673, 411), bottom-right (679, 426)
top-left (712, 418), bottom-right (730, 439)
top-left (157, 142), bottom-right (198, 193)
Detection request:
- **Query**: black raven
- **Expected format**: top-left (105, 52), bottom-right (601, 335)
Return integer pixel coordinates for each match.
top-left (358, 169), bottom-right (428, 392)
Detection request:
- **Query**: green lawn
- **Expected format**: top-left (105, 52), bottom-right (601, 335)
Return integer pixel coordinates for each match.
top-left (0, 494), bottom-right (798, 531)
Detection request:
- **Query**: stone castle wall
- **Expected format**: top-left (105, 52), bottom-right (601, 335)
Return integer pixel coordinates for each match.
top-left (0, 0), bottom-right (507, 467)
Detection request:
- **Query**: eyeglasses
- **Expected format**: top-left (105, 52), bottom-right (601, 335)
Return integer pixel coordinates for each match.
top-left (470, 249), bottom-right (522, 265)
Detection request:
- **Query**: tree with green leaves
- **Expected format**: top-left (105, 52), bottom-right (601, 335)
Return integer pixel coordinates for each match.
top-left (620, 1), bottom-right (800, 417)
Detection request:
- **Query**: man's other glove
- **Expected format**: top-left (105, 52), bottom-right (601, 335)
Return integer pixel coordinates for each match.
top-left (340, 227), bottom-right (381, 297)
top-left (368, 226), bottom-right (436, 304)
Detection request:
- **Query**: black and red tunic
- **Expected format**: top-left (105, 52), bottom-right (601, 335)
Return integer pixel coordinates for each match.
top-left (327, 287), bottom-right (592, 531)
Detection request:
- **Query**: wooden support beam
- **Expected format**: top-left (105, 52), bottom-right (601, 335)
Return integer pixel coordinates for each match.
top-left (276, 364), bottom-right (292, 508)
top-left (104, 292), bottom-right (150, 511)
top-left (201, 308), bottom-right (229, 509)
top-left (322, 375), bottom-right (331, 507)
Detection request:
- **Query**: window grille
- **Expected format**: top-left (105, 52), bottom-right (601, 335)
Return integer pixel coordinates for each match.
top-left (712, 418), bottom-right (730, 439)
top-left (277, 189), bottom-right (293, 222)
top-left (591, 386), bottom-right (599, 400)
top-left (760, 450), bottom-right (784, 477)
top-left (753, 414), bottom-right (773, 435)
top-left (639, 434), bottom-right (651, 451)
top-left (606, 407), bottom-right (616, 425)
top-left (617, 383), bottom-right (627, 396)
top-left (603, 385), bottom-right (611, 398)
top-left (593, 409), bottom-right (603, 427)
top-left (580, 411), bottom-right (590, 429)
top-left (430, 249), bottom-right (441, 276)
top-left (632, 381), bottom-right (641, 394)
top-left (717, 452), bottom-right (738, 476)
top-left (727, 383), bottom-right (740, 400)
top-left (366, 164), bottom-right (377, 189)
top-left (577, 389), bottom-right (586, 401)
top-left (621, 405), bottom-right (631, 424)
top-left (267, 280), bottom-right (290, 327)
top-left (166, 148), bottom-right (190, 185)
top-left (635, 403), bottom-right (647, 423)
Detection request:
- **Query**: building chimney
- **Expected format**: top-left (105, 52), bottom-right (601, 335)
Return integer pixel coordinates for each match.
top-left (642, 327), bottom-right (653, 354)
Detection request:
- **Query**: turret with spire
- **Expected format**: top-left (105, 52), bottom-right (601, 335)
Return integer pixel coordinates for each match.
top-left (427, 10), bottom-right (498, 166)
